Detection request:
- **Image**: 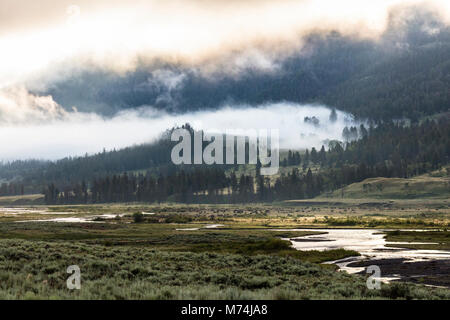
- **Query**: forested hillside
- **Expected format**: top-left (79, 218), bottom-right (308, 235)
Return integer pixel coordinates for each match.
top-left (323, 40), bottom-right (450, 121)
top-left (0, 131), bottom-right (176, 194)
top-left (42, 115), bottom-right (450, 204)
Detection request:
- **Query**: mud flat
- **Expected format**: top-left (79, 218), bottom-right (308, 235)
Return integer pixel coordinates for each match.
top-left (348, 258), bottom-right (450, 288)
top-left (285, 228), bottom-right (450, 287)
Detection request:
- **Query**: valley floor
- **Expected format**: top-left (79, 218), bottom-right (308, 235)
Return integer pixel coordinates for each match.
top-left (0, 199), bottom-right (448, 300)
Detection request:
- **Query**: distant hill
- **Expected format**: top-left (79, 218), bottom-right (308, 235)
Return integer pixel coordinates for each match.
top-left (321, 167), bottom-right (450, 200)
top-left (0, 194), bottom-right (44, 206)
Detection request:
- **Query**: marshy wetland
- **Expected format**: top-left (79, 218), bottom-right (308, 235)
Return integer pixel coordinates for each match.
top-left (0, 199), bottom-right (449, 299)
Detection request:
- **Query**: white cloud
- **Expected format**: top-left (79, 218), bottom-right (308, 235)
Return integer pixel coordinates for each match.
top-left (0, 0), bottom-right (449, 88)
top-left (0, 99), bottom-right (359, 161)
top-left (0, 87), bottom-right (67, 124)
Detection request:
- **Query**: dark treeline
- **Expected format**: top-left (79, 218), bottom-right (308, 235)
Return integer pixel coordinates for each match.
top-left (0, 183), bottom-right (24, 197)
top-left (44, 167), bottom-right (327, 204)
top-left (45, 168), bottom-right (226, 205)
top-left (45, 116), bottom-right (450, 204)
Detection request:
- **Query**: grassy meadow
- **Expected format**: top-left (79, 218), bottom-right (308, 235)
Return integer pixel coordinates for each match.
top-left (0, 200), bottom-right (449, 300)
top-left (320, 168), bottom-right (450, 200)
top-left (1, 238), bottom-right (448, 300)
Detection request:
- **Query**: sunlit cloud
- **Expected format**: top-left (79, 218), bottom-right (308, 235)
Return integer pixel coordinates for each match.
top-left (0, 87), bottom-right (68, 124)
top-left (0, 0), bottom-right (449, 87)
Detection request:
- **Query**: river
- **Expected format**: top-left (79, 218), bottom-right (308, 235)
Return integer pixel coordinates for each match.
top-left (282, 228), bottom-right (450, 285)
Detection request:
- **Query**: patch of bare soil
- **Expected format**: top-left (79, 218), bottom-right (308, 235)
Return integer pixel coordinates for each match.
top-left (350, 258), bottom-right (450, 288)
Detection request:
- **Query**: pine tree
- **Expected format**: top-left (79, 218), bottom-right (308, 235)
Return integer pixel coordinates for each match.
top-left (329, 108), bottom-right (338, 123)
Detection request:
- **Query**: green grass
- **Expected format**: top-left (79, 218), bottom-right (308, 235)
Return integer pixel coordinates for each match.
top-left (0, 239), bottom-right (448, 300)
top-left (321, 168), bottom-right (450, 200)
top-left (320, 216), bottom-right (450, 229)
top-left (175, 238), bottom-right (359, 264)
top-left (0, 221), bottom-right (355, 265)
top-left (0, 203), bottom-right (449, 299)
top-left (385, 230), bottom-right (450, 250)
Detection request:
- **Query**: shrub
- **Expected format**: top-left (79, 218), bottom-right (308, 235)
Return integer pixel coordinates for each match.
top-left (381, 283), bottom-right (413, 300)
top-left (133, 213), bottom-right (144, 223)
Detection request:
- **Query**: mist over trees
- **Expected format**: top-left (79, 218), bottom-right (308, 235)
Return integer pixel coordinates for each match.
top-left (44, 116), bottom-right (450, 204)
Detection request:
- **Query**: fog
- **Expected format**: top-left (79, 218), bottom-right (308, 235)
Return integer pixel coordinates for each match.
top-left (0, 102), bottom-right (358, 161)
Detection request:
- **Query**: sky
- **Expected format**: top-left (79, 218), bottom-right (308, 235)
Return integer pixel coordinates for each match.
top-left (0, 0), bottom-right (449, 160)
top-left (1, 0), bottom-right (450, 86)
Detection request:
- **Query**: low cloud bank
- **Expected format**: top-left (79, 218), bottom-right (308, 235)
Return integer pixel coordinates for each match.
top-left (0, 101), bottom-right (359, 161)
